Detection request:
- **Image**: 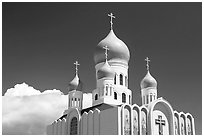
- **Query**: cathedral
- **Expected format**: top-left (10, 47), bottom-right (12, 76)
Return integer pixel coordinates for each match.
top-left (46, 13), bottom-right (195, 135)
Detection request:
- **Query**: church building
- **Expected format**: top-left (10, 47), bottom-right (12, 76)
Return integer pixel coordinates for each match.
top-left (46, 13), bottom-right (195, 135)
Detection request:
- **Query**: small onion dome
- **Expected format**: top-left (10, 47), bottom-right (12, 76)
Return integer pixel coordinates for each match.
top-left (97, 61), bottom-right (115, 79)
top-left (140, 71), bottom-right (157, 89)
top-left (68, 74), bottom-right (83, 91)
top-left (94, 30), bottom-right (130, 65)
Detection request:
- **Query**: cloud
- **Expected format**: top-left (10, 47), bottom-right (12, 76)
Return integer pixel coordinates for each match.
top-left (2, 83), bottom-right (92, 135)
top-left (4, 83), bottom-right (41, 96)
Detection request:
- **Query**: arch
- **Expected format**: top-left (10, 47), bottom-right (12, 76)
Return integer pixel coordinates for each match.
top-left (180, 113), bottom-right (186, 135)
top-left (174, 111), bottom-right (180, 135)
top-left (95, 94), bottom-right (98, 100)
top-left (66, 108), bottom-right (81, 135)
top-left (78, 98), bottom-right (81, 108)
top-left (74, 98), bottom-right (77, 107)
top-left (132, 104), bottom-right (140, 135)
top-left (148, 98), bottom-right (174, 135)
top-left (71, 98), bottom-right (74, 106)
top-left (122, 104), bottom-right (132, 135)
top-left (125, 76), bottom-right (128, 87)
top-left (93, 109), bottom-right (100, 134)
top-left (114, 92), bottom-right (117, 100)
top-left (53, 120), bottom-right (58, 135)
top-left (122, 93), bottom-right (126, 103)
top-left (88, 110), bottom-right (94, 135)
top-left (140, 107), bottom-right (148, 135)
top-left (81, 112), bottom-right (88, 134)
top-left (114, 74), bottom-right (117, 84)
top-left (150, 94), bottom-right (153, 102)
top-left (70, 117), bottom-right (78, 135)
top-left (105, 85), bottom-right (108, 95)
top-left (186, 113), bottom-right (194, 135)
top-left (120, 74), bottom-right (123, 85)
top-left (109, 86), bottom-right (112, 96)
top-left (61, 118), bottom-right (67, 135)
top-left (129, 95), bottom-right (131, 104)
top-left (57, 119), bottom-right (62, 135)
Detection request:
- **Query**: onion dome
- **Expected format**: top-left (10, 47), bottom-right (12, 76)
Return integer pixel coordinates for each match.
top-left (97, 61), bottom-right (115, 79)
top-left (68, 73), bottom-right (83, 91)
top-left (94, 30), bottom-right (130, 65)
top-left (140, 71), bottom-right (157, 89)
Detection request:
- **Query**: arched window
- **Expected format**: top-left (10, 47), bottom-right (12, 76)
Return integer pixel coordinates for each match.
top-left (95, 94), bottom-right (98, 100)
top-left (146, 95), bottom-right (149, 104)
top-left (114, 74), bottom-right (116, 84)
top-left (110, 86), bottom-right (112, 96)
top-left (125, 76), bottom-right (128, 87)
top-left (114, 92), bottom-right (117, 100)
top-left (70, 117), bottom-right (78, 135)
top-left (75, 98), bottom-right (77, 106)
top-left (129, 95), bottom-right (131, 104)
top-left (120, 74), bottom-right (123, 85)
top-left (105, 85), bottom-right (109, 95)
top-left (122, 93), bottom-right (126, 103)
top-left (150, 94), bottom-right (152, 102)
top-left (71, 98), bottom-right (74, 106)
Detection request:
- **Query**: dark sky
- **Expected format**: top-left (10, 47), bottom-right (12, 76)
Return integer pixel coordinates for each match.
top-left (2, 2), bottom-right (202, 134)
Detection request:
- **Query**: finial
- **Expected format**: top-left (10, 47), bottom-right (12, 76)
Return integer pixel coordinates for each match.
top-left (108, 13), bottom-right (115, 30)
top-left (145, 57), bottom-right (150, 71)
top-left (103, 45), bottom-right (109, 62)
top-left (74, 61), bottom-right (80, 74)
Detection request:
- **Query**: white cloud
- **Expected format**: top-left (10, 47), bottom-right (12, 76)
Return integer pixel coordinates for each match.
top-left (2, 83), bottom-right (92, 135)
top-left (4, 83), bottom-right (41, 96)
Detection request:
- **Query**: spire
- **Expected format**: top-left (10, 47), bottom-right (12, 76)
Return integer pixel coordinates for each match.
top-left (145, 57), bottom-right (150, 71)
top-left (108, 13), bottom-right (115, 30)
top-left (74, 61), bottom-right (80, 75)
top-left (103, 45), bottom-right (109, 62)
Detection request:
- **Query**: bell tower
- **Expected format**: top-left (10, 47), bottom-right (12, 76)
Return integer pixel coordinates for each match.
top-left (68, 61), bottom-right (83, 110)
top-left (93, 13), bottom-right (132, 106)
top-left (140, 57), bottom-right (157, 105)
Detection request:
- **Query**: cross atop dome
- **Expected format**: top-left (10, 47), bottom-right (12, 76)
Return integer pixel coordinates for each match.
top-left (145, 57), bottom-right (150, 71)
top-left (108, 13), bottom-right (115, 30)
top-left (74, 61), bottom-right (80, 74)
top-left (103, 45), bottom-right (109, 61)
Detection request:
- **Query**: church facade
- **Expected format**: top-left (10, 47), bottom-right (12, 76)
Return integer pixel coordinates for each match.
top-left (46, 13), bottom-right (195, 135)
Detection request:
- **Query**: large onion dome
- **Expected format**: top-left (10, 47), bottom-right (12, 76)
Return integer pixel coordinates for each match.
top-left (68, 74), bottom-right (83, 91)
top-left (97, 61), bottom-right (115, 79)
top-left (94, 30), bottom-right (130, 65)
top-left (140, 71), bottom-right (157, 89)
